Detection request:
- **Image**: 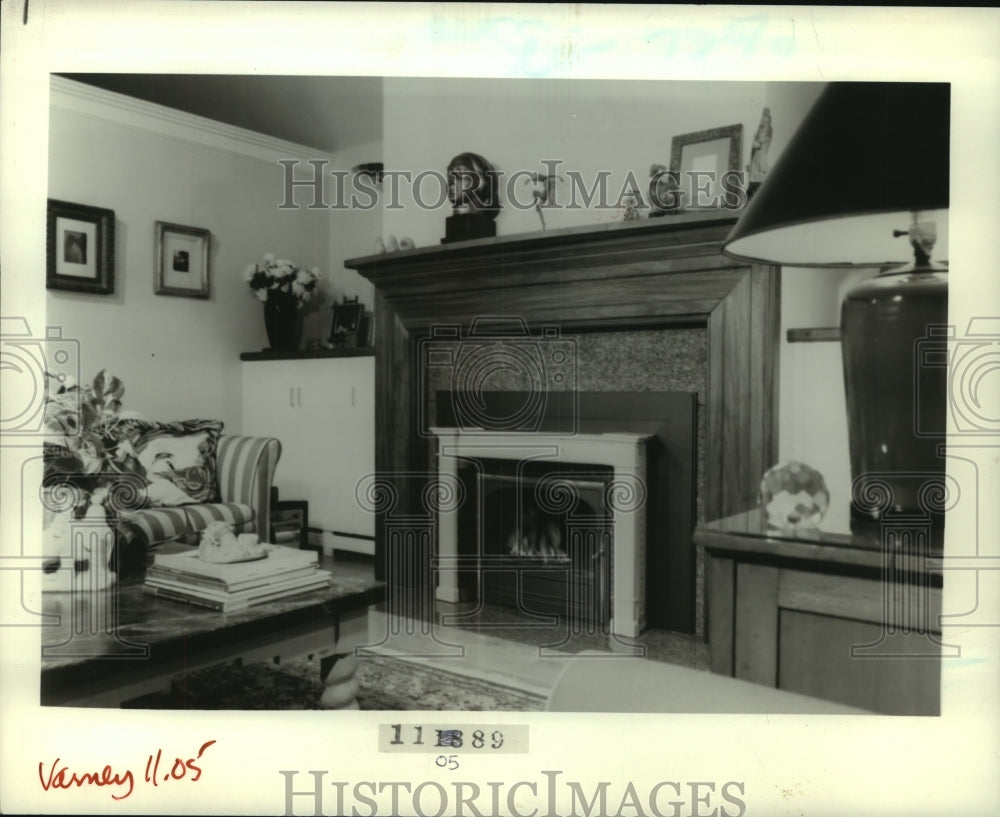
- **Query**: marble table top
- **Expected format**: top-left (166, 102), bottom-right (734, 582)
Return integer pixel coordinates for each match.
top-left (40, 556), bottom-right (385, 700)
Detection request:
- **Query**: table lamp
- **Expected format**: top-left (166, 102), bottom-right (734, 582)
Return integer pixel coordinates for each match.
top-left (723, 82), bottom-right (950, 526)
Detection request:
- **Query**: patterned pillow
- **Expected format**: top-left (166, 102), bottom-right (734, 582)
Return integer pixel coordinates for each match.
top-left (116, 419), bottom-right (224, 505)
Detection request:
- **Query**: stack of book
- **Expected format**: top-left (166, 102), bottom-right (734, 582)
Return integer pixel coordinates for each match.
top-left (144, 544), bottom-right (330, 611)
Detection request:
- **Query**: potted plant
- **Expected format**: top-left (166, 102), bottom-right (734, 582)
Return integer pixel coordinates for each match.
top-left (41, 369), bottom-right (143, 590)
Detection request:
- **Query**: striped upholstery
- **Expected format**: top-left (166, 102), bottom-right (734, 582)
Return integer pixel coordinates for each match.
top-left (183, 502), bottom-right (256, 533)
top-left (116, 434), bottom-right (281, 555)
top-left (216, 435), bottom-right (281, 540)
top-left (119, 506), bottom-right (194, 547)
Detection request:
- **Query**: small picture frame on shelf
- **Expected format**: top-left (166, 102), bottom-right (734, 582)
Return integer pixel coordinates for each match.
top-left (154, 221), bottom-right (211, 298)
top-left (669, 124), bottom-right (744, 211)
top-left (270, 500), bottom-right (314, 552)
top-left (329, 298), bottom-right (366, 348)
top-left (46, 199), bottom-right (116, 294)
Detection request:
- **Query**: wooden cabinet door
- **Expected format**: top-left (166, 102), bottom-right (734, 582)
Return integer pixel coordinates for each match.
top-left (720, 558), bottom-right (942, 715)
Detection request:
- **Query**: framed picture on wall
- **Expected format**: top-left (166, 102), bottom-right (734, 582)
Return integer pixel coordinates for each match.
top-left (46, 199), bottom-right (115, 294)
top-left (154, 221), bottom-right (211, 298)
top-left (669, 124), bottom-right (744, 210)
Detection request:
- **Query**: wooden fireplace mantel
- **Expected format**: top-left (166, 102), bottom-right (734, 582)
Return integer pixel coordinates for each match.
top-left (347, 211), bottom-right (780, 583)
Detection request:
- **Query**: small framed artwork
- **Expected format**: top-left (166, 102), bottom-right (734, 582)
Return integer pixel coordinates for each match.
top-left (46, 199), bottom-right (115, 294)
top-left (669, 124), bottom-right (744, 210)
top-left (329, 298), bottom-right (366, 347)
top-left (270, 500), bottom-right (315, 552)
top-left (154, 221), bottom-right (211, 298)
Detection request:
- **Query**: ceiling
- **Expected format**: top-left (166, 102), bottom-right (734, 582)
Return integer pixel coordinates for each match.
top-left (58, 74), bottom-right (383, 153)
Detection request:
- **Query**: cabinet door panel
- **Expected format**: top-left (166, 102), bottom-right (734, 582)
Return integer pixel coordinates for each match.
top-left (242, 362), bottom-right (312, 500)
top-left (242, 358), bottom-right (375, 538)
top-left (296, 358), bottom-right (375, 536)
top-left (778, 609), bottom-right (940, 715)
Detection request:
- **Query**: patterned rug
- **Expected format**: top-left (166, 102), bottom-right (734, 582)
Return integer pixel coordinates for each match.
top-left (127, 656), bottom-right (547, 711)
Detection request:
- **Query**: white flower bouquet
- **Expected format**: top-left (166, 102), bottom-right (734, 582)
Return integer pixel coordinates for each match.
top-left (243, 253), bottom-right (322, 305)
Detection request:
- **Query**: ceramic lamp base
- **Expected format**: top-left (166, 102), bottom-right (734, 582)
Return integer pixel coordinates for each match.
top-left (841, 266), bottom-right (949, 525)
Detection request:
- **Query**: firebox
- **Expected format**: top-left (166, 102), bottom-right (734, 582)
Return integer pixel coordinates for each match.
top-left (475, 459), bottom-right (614, 625)
top-left (432, 428), bottom-right (651, 639)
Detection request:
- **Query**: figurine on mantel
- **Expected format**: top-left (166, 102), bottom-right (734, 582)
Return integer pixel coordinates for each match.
top-left (523, 171), bottom-right (564, 230)
top-left (648, 164), bottom-right (682, 217)
top-left (442, 152), bottom-right (501, 244)
top-left (375, 235), bottom-right (415, 254)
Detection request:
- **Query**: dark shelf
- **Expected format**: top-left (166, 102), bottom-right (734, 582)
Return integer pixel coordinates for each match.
top-left (786, 327), bottom-right (841, 343)
top-left (240, 347), bottom-right (375, 361)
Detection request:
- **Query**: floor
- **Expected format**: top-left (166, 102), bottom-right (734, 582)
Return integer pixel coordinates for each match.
top-left (335, 552), bottom-right (710, 698)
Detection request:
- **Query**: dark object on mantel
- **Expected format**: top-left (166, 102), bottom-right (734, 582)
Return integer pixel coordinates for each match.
top-left (442, 152), bottom-right (500, 244)
top-left (443, 211), bottom-right (498, 244)
top-left (240, 347), bottom-right (374, 361)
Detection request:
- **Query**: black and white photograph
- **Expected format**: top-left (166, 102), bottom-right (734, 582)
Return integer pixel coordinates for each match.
top-left (46, 198), bottom-right (115, 293)
top-left (154, 221), bottom-right (211, 298)
top-left (2, 4), bottom-right (999, 817)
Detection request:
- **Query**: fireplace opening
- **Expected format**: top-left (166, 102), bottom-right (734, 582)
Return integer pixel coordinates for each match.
top-left (465, 459), bottom-right (615, 624)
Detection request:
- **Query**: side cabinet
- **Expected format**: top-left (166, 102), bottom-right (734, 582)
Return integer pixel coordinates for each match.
top-left (697, 515), bottom-right (943, 716)
top-left (242, 356), bottom-right (375, 552)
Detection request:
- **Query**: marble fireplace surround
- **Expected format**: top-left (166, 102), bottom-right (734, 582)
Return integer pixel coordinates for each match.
top-left (349, 211), bottom-right (780, 629)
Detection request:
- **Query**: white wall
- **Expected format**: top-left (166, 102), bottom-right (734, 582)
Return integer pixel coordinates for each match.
top-left (324, 139), bottom-right (384, 313)
top-left (381, 78), bottom-right (770, 246)
top-left (47, 80), bottom-right (332, 433)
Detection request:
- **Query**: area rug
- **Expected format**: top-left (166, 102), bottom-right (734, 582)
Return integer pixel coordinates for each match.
top-left (127, 656), bottom-right (547, 711)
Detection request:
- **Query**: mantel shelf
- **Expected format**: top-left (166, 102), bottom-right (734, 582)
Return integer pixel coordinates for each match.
top-left (347, 210), bottom-right (740, 281)
top-left (346, 210), bottom-right (749, 334)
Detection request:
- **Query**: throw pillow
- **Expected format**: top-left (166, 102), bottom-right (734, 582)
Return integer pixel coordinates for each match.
top-left (116, 418), bottom-right (224, 505)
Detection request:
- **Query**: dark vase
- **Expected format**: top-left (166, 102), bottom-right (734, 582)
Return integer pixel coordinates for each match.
top-left (263, 290), bottom-right (302, 352)
top-left (841, 266), bottom-right (949, 527)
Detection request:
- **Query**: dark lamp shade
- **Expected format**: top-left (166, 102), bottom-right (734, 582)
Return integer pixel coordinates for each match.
top-left (724, 82), bottom-right (950, 266)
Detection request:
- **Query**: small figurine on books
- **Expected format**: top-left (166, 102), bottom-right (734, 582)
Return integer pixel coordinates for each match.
top-left (198, 521), bottom-right (267, 564)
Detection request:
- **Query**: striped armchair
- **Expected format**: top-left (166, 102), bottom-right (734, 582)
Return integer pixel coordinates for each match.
top-left (117, 435), bottom-right (281, 565)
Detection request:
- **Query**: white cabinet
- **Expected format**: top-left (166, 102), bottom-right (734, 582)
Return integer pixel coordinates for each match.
top-left (242, 355), bottom-right (375, 551)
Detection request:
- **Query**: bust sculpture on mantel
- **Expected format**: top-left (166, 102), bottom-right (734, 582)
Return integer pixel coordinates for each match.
top-left (442, 152), bottom-right (501, 244)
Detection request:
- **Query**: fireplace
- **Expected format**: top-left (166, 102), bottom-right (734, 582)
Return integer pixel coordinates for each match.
top-left (468, 460), bottom-right (613, 624)
top-left (349, 212), bottom-right (780, 636)
top-left (434, 428), bottom-right (651, 638)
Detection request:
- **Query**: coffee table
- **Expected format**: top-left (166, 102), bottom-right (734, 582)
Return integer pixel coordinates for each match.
top-left (40, 555), bottom-right (385, 707)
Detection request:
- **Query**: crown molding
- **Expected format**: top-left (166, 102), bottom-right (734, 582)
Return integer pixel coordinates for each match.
top-left (49, 75), bottom-right (335, 165)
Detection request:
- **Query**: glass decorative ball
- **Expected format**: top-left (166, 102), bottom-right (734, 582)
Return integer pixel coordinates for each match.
top-left (760, 461), bottom-right (830, 532)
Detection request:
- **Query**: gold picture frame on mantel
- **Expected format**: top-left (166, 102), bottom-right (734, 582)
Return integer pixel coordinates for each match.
top-left (669, 124), bottom-right (744, 211)
top-left (154, 221), bottom-right (211, 298)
